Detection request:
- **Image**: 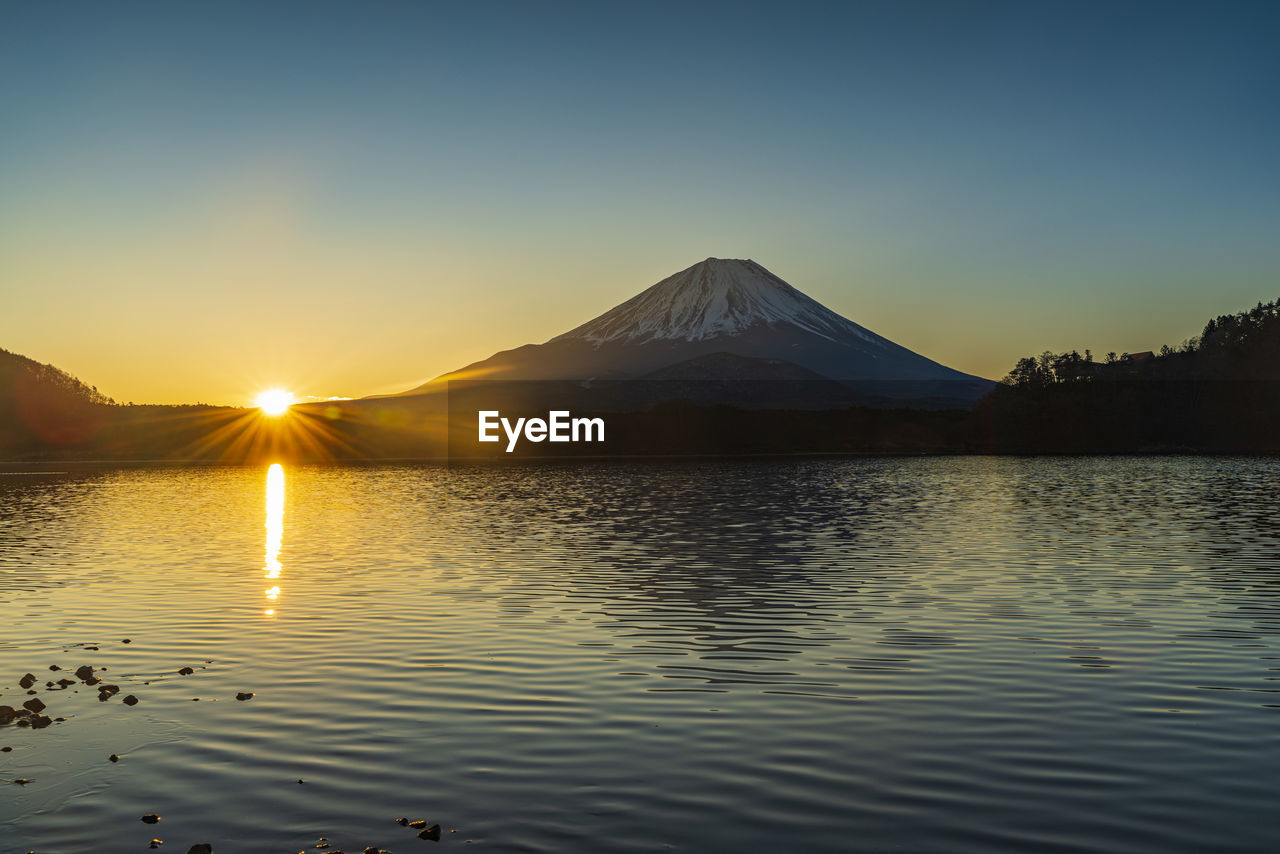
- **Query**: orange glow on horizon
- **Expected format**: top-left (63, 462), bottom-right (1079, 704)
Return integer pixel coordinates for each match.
top-left (255, 388), bottom-right (294, 415)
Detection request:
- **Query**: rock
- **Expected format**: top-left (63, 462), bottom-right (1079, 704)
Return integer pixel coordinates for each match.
top-left (409, 820), bottom-right (426, 828)
top-left (150, 839), bottom-right (163, 849)
top-left (109, 754), bottom-right (120, 762)
top-left (235, 692), bottom-right (254, 701)
top-left (0, 746), bottom-right (11, 752)
top-left (48, 665), bottom-right (61, 671)
top-left (396, 817), bottom-right (409, 826)
top-left (178, 667), bottom-right (195, 675)
top-left (30, 714), bottom-right (52, 729)
top-left (418, 824), bottom-right (441, 841)
top-left (141, 813), bottom-right (161, 824)
top-left (99, 684), bottom-right (120, 695)
top-left (186, 845), bottom-right (212, 854)
top-left (363, 848), bottom-right (380, 854)
top-left (0, 706), bottom-right (15, 724)
top-left (18, 673), bottom-right (36, 689)
top-left (122, 694), bottom-right (139, 706)
top-left (75, 665), bottom-right (94, 680)
top-left (84, 676), bottom-right (101, 686)
top-left (122, 639), bottom-right (132, 643)
top-left (22, 698), bottom-right (46, 714)
top-left (13, 778), bottom-right (33, 784)
top-left (57, 678), bottom-right (75, 686)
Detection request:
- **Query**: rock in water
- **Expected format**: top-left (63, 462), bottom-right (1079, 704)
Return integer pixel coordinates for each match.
top-left (22, 698), bottom-right (46, 714)
top-left (141, 813), bottom-right (161, 824)
top-left (122, 694), bottom-right (139, 706)
top-left (75, 665), bottom-right (94, 680)
top-left (18, 673), bottom-right (36, 689)
top-left (235, 692), bottom-right (254, 701)
top-left (109, 754), bottom-right (120, 762)
top-left (418, 824), bottom-right (441, 841)
top-left (187, 845), bottom-right (212, 854)
top-left (409, 820), bottom-right (426, 829)
top-left (178, 667), bottom-right (194, 675)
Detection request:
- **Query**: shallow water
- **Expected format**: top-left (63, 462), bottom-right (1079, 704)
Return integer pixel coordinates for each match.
top-left (2, 457), bottom-right (1279, 853)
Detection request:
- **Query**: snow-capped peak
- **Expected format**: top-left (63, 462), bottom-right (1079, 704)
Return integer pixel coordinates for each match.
top-left (550, 258), bottom-right (880, 345)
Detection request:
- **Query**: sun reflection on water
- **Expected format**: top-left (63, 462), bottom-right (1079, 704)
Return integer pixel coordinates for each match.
top-left (263, 463), bottom-right (284, 616)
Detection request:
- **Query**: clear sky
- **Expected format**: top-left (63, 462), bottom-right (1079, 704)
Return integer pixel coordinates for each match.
top-left (2, 1), bottom-right (1278, 405)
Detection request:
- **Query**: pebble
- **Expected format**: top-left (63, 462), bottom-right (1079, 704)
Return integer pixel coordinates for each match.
top-left (150, 839), bottom-right (163, 849)
top-left (75, 665), bottom-right (94, 680)
top-left (141, 813), bottom-right (161, 824)
top-left (18, 673), bottom-right (36, 689)
top-left (178, 667), bottom-right (195, 675)
top-left (109, 754), bottom-right (120, 762)
top-left (13, 778), bottom-right (33, 784)
top-left (418, 824), bottom-right (441, 841)
top-left (48, 665), bottom-right (61, 671)
top-left (396, 818), bottom-right (409, 826)
top-left (1, 746), bottom-right (11, 752)
top-left (122, 694), bottom-right (139, 706)
top-left (235, 692), bottom-right (254, 701)
top-left (122, 639), bottom-right (132, 644)
top-left (409, 820), bottom-right (426, 829)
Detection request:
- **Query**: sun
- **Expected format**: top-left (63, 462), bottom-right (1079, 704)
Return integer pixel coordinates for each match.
top-left (255, 388), bottom-right (294, 416)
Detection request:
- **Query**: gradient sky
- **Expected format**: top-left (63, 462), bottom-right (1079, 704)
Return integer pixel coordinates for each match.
top-left (2, 1), bottom-right (1278, 405)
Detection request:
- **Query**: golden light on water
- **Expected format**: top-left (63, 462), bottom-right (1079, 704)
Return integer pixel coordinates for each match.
top-left (263, 463), bottom-right (284, 616)
top-left (255, 388), bottom-right (294, 415)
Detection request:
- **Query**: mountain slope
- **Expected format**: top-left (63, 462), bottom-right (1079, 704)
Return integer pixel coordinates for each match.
top-left (401, 258), bottom-right (991, 404)
top-left (552, 258), bottom-right (881, 345)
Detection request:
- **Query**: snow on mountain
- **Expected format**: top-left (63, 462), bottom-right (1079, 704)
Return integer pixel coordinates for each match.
top-left (394, 257), bottom-right (993, 405)
top-left (552, 258), bottom-right (880, 346)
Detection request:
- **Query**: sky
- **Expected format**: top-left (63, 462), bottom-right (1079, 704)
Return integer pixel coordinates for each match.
top-left (2, 1), bottom-right (1278, 405)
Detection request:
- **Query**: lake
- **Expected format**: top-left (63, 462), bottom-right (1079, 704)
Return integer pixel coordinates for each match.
top-left (2, 457), bottom-right (1279, 853)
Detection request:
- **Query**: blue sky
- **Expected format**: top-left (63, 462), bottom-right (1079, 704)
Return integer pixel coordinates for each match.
top-left (2, 1), bottom-right (1277, 403)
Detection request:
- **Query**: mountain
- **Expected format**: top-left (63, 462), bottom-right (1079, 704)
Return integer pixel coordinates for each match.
top-left (1, 347), bottom-right (114, 450)
top-left (399, 258), bottom-right (992, 406)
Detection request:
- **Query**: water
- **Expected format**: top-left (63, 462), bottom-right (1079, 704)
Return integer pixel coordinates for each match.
top-left (2, 457), bottom-right (1279, 853)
